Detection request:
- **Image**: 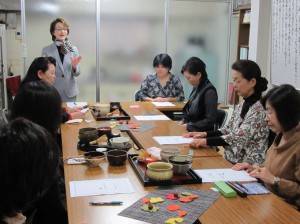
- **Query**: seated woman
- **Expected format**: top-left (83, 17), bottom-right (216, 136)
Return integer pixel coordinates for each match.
top-left (179, 57), bottom-right (218, 131)
top-left (12, 81), bottom-right (62, 137)
top-left (184, 60), bottom-right (269, 165)
top-left (233, 84), bottom-right (300, 209)
top-left (0, 118), bottom-right (66, 224)
top-left (138, 53), bottom-right (184, 102)
top-left (21, 56), bottom-right (84, 121)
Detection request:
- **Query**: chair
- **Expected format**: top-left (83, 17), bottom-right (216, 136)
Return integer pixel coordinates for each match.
top-left (2, 108), bottom-right (11, 124)
top-left (134, 89), bottom-right (142, 101)
top-left (214, 108), bottom-right (228, 130)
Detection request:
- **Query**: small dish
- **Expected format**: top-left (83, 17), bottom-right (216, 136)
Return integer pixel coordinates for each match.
top-left (109, 137), bottom-right (130, 149)
top-left (84, 151), bottom-right (105, 167)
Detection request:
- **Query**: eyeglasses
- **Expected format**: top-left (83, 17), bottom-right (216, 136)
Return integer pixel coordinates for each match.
top-left (265, 109), bottom-right (274, 117)
top-left (55, 27), bottom-right (68, 32)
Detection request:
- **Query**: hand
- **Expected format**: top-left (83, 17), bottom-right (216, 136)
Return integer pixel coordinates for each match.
top-left (232, 162), bottom-right (255, 172)
top-left (189, 138), bottom-right (207, 149)
top-left (71, 56), bottom-right (82, 70)
top-left (68, 106), bottom-right (83, 113)
top-left (70, 111), bottom-right (85, 120)
top-left (249, 167), bottom-right (275, 184)
top-left (153, 97), bottom-right (166, 102)
top-left (183, 132), bottom-right (199, 138)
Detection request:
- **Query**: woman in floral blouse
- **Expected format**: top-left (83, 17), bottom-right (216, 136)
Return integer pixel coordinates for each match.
top-left (138, 53), bottom-right (185, 102)
top-left (184, 60), bottom-right (269, 165)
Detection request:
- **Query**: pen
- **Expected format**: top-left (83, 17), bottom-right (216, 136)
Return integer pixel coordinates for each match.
top-left (89, 201), bottom-right (123, 206)
top-left (235, 182), bottom-right (249, 192)
top-left (225, 181), bottom-right (247, 198)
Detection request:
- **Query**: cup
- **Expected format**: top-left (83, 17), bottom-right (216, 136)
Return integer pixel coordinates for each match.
top-left (109, 137), bottom-right (130, 149)
top-left (93, 103), bottom-right (110, 116)
top-left (160, 146), bottom-right (181, 162)
top-left (78, 127), bottom-right (98, 143)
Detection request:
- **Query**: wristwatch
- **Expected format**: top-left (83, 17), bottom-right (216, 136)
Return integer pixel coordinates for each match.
top-left (273, 176), bottom-right (281, 186)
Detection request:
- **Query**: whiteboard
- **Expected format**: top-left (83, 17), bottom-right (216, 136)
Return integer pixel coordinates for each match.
top-left (271, 0), bottom-right (300, 90)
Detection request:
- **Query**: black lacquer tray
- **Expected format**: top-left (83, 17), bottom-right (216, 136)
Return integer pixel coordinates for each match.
top-left (128, 154), bottom-right (202, 187)
top-left (91, 108), bottom-right (130, 121)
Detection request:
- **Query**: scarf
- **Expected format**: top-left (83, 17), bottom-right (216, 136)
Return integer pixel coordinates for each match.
top-left (55, 39), bottom-right (74, 55)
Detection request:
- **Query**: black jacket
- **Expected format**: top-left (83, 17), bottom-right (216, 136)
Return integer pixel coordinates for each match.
top-left (182, 79), bottom-right (218, 132)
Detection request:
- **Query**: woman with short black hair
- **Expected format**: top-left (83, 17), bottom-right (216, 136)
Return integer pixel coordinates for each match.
top-left (138, 53), bottom-right (185, 102)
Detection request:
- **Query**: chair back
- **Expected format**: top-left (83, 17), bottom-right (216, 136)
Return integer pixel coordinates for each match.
top-left (2, 109), bottom-right (11, 124)
top-left (134, 89), bottom-right (142, 101)
top-left (214, 108), bottom-right (228, 130)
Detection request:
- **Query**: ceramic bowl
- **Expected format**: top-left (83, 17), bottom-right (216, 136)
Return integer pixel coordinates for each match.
top-left (106, 149), bottom-right (127, 166)
top-left (109, 137), bottom-right (130, 149)
top-left (169, 155), bottom-right (193, 175)
top-left (84, 151), bottom-right (105, 167)
top-left (78, 127), bottom-right (98, 143)
top-left (146, 162), bottom-right (173, 181)
top-left (160, 146), bottom-right (182, 162)
top-left (93, 103), bottom-right (110, 116)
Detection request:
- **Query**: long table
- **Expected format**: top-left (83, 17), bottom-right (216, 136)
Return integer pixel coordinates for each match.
top-left (61, 102), bottom-right (300, 224)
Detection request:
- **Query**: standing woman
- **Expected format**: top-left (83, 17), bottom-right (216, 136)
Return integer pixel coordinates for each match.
top-left (42, 17), bottom-right (82, 102)
top-left (179, 57), bottom-right (218, 132)
top-left (185, 60), bottom-right (269, 165)
top-left (233, 84), bottom-right (300, 209)
top-left (138, 53), bottom-right (184, 102)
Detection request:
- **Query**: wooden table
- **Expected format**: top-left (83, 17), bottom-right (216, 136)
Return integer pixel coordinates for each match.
top-left (61, 102), bottom-right (300, 224)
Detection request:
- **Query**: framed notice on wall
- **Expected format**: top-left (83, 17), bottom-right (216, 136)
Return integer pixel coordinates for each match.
top-left (271, 0), bottom-right (300, 90)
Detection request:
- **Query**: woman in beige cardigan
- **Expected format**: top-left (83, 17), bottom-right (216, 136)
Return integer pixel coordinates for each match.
top-left (233, 84), bottom-right (300, 210)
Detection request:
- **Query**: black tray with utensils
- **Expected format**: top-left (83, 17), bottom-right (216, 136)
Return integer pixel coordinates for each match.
top-left (128, 154), bottom-right (202, 187)
top-left (91, 107), bottom-right (130, 121)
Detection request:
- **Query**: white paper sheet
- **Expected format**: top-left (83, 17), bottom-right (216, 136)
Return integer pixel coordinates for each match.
top-left (153, 136), bottom-right (193, 145)
top-left (194, 169), bottom-right (257, 182)
top-left (66, 102), bottom-right (88, 108)
top-left (152, 102), bottom-right (175, 107)
top-left (134, 115), bottom-right (170, 120)
top-left (69, 178), bottom-right (135, 197)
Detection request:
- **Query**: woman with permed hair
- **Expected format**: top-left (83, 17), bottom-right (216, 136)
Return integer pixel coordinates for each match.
top-left (138, 53), bottom-right (185, 102)
top-left (233, 84), bottom-right (300, 209)
top-left (184, 60), bottom-right (269, 165)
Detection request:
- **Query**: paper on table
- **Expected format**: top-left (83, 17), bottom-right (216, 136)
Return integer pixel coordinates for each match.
top-left (152, 102), bottom-right (175, 107)
top-left (194, 169), bottom-right (257, 182)
top-left (153, 136), bottom-right (193, 145)
top-left (134, 115), bottom-right (170, 120)
top-left (69, 178), bottom-right (135, 197)
top-left (65, 119), bottom-right (83, 124)
top-left (66, 102), bottom-right (87, 108)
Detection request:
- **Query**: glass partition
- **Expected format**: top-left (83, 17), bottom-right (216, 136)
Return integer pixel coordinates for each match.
top-left (168, 0), bottom-right (231, 103)
top-left (24, 0), bottom-right (232, 103)
top-left (24, 0), bottom-right (96, 101)
top-left (99, 0), bottom-right (165, 102)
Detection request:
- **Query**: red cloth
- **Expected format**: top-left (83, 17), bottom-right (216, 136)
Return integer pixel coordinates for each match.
top-left (6, 75), bottom-right (21, 96)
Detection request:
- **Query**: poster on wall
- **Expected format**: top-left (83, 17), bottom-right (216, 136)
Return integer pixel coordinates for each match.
top-left (271, 0), bottom-right (300, 90)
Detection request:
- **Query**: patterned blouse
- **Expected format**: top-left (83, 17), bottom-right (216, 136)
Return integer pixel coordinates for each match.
top-left (139, 73), bottom-right (185, 101)
top-left (220, 100), bottom-right (269, 164)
